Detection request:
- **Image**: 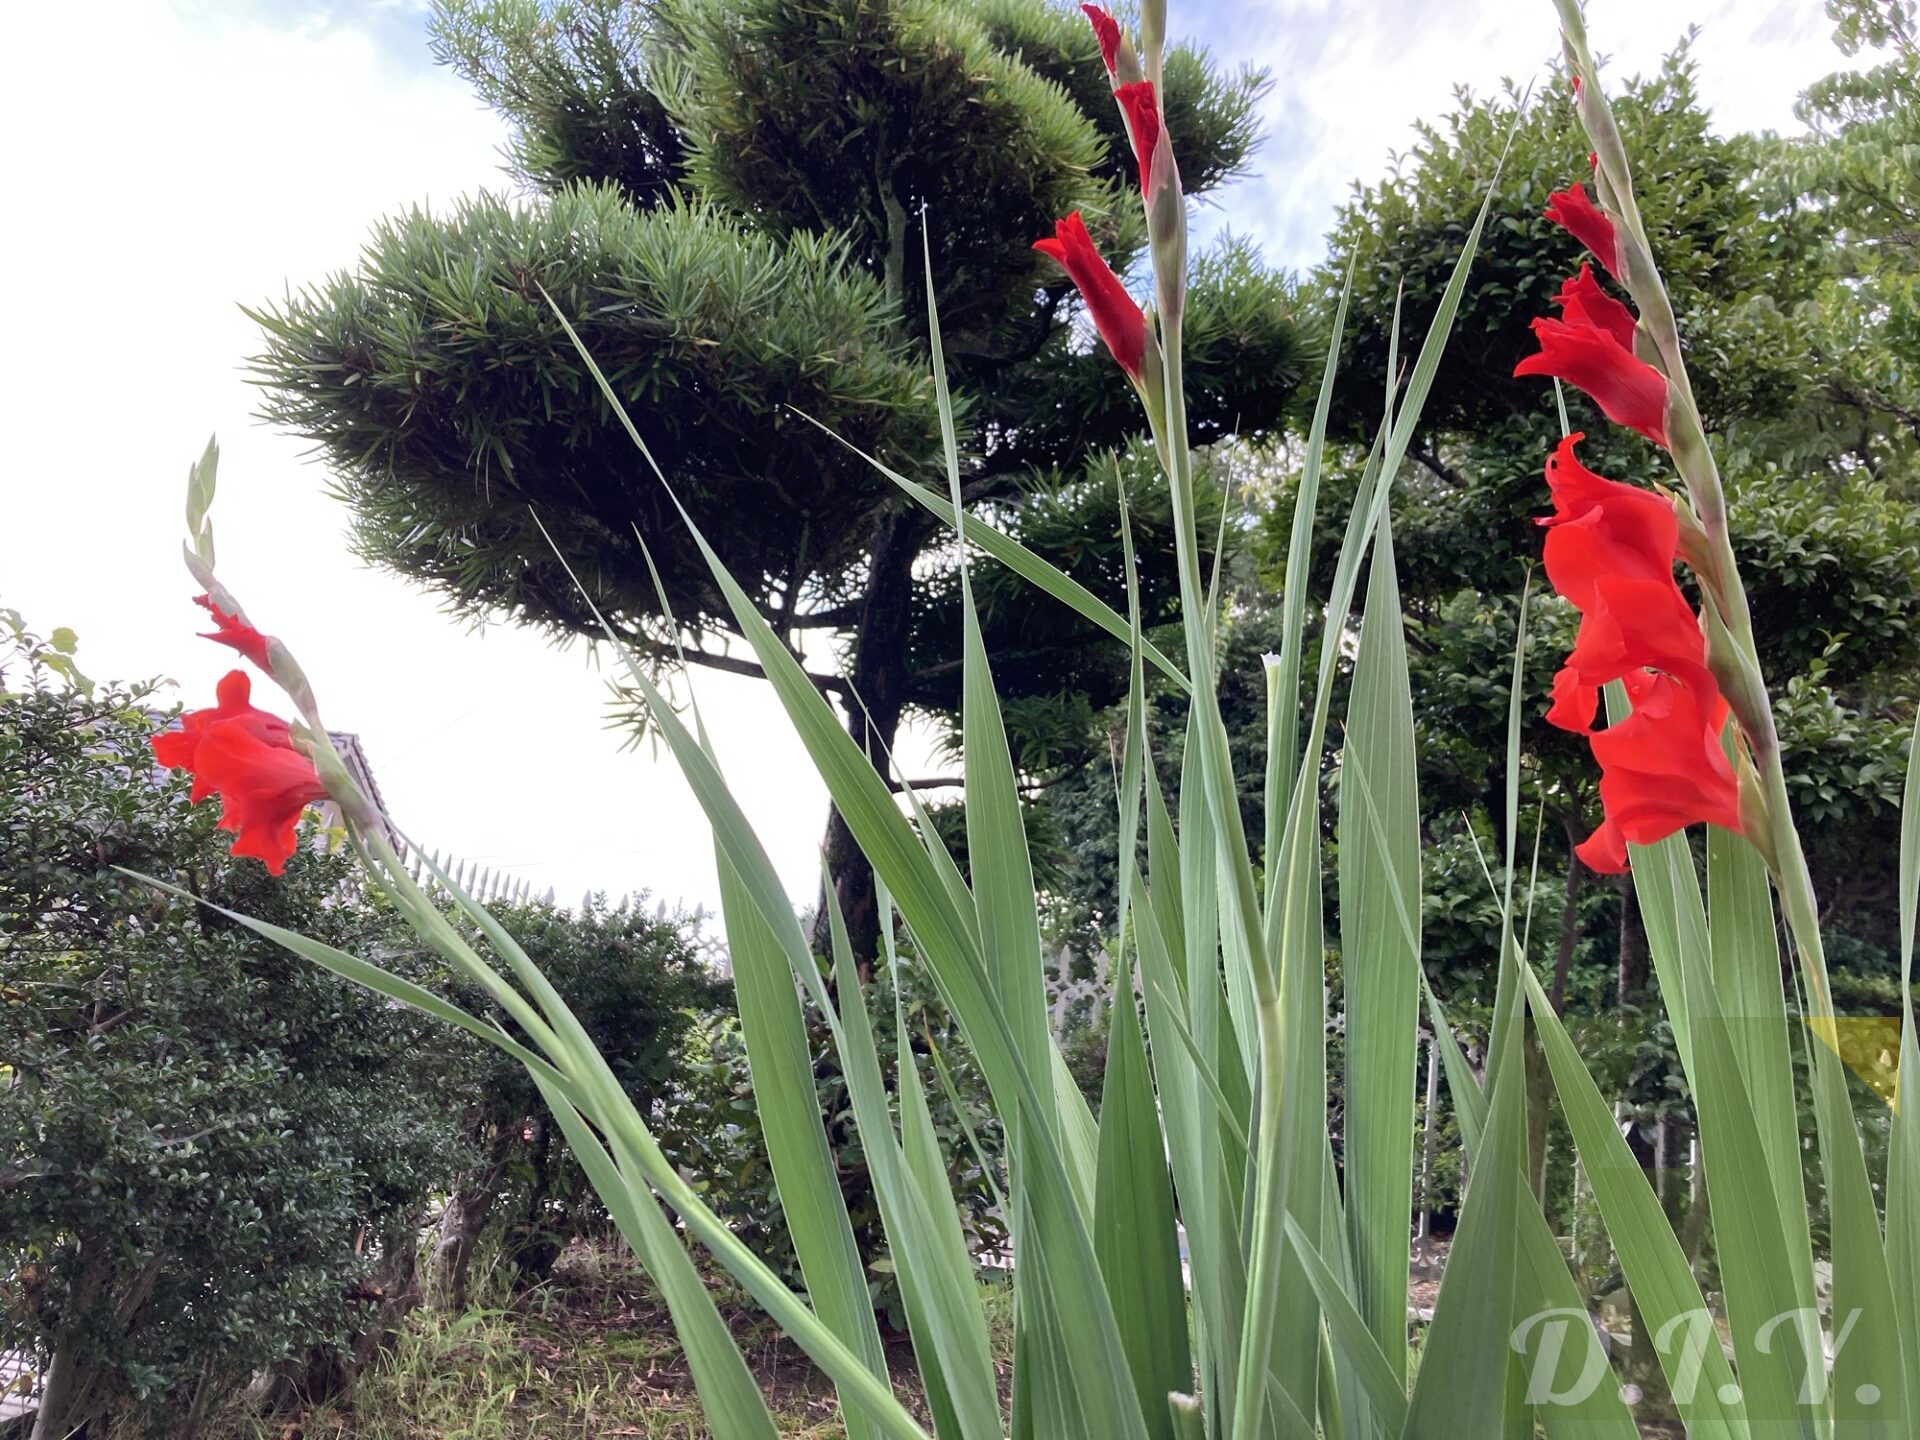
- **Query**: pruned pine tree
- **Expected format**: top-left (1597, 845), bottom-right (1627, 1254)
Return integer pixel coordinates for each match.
top-left (249, 0), bottom-right (1311, 963)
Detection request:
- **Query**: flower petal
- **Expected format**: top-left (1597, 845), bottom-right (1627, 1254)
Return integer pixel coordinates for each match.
top-left (1515, 317), bottom-right (1669, 447)
top-left (1034, 213), bottom-right (1147, 382)
top-left (1544, 184), bottom-right (1621, 279)
top-left (194, 594), bottom-right (274, 671)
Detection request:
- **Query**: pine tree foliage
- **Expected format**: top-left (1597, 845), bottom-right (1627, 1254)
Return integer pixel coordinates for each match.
top-left (252, 0), bottom-right (1307, 721)
top-left (254, 192), bottom-right (942, 648)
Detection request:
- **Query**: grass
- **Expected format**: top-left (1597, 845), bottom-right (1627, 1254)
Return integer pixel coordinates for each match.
top-left (207, 1241), bottom-right (1014, 1440)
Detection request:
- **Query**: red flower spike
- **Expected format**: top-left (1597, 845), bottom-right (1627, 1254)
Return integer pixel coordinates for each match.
top-left (1115, 81), bottom-right (1161, 194)
top-left (194, 723), bottom-right (331, 872)
top-left (1033, 213), bottom-right (1148, 383)
top-left (194, 593), bottom-right (273, 671)
top-left (152, 669), bottom-right (326, 875)
top-left (1554, 264), bottom-right (1636, 352)
top-left (1515, 315), bottom-right (1669, 447)
top-left (1544, 184), bottom-right (1621, 279)
top-left (1575, 669), bottom-right (1743, 873)
top-left (1082, 4), bottom-right (1121, 76)
top-left (1534, 437), bottom-right (1742, 871)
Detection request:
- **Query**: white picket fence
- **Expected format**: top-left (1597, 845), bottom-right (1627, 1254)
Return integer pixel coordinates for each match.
top-left (395, 840), bottom-right (552, 907)
top-left (1, 1348), bottom-right (35, 1424)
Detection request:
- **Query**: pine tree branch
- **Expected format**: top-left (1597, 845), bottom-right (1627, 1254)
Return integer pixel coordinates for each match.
top-left (677, 645), bottom-right (846, 696)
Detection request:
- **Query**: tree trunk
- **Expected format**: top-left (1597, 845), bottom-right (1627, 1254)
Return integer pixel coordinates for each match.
top-left (253, 1213), bottom-right (427, 1415)
top-left (29, 1236), bottom-right (113, 1440)
top-left (1548, 833), bottom-right (1588, 1013)
top-left (815, 505), bottom-right (923, 975)
top-left (29, 1347), bottom-right (86, 1440)
top-left (1616, 876), bottom-right (1649, 1007)
top-left (177, 1356), bottom-right (216, 1440)
top-left (507, 1116), bottom-right (564, 1289)
top-left (429, 1124), bottom-right (513, 1311)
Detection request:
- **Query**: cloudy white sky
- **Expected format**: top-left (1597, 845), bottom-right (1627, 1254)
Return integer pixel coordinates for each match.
top-left (0, 0), bottom-right (1864, 915)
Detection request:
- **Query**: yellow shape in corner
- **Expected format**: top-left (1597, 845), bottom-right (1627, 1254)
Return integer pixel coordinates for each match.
top-left (1804, 1016), bottom-right (1904, 1110)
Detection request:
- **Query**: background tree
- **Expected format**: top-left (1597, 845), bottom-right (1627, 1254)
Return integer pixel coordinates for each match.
top-left (0, 612), bottom-right (754, 1432)
top-left (1034, 19), bottom-right (1920, 1164)
top-left (1303, 34), bottom-right (1920, 1007)
top-left (428, 893), bottom-right (722, 1310)
top-left (1775, 0), bottom-right (1919, 483)
top-left (0, 614), bottom-right (467, 1440)
top-left (250, 0), bottom-right (1311, 963)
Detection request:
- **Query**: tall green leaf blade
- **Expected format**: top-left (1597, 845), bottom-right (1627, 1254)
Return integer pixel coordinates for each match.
top-left (1516, 961), bottom-right (1750, 1438)
top-left (1051, 1046), bottom-right (1102, 1217)
top-left (1422, 974), bottom-right (1487, 1159)
top-left (1283, 1215), bottom-right (1409, 1439)
top-left (1673, 932), bottom-right (1821, 1437)
top-left (1401, 963), bottom-right (1526, 1439)
top-left (1340, 508), bottom-right (1421, 1381)
top-left (819, 881), bottom-right (1005, 1440)
top-left (1233, 764), bottom-right (1326, 1440)
top-left (1097, 968), bottom-right (1195, 1440)
top-left (1806, 1030), bottom-right (1906, 1435)
top-left (1706, 822), bottom-right (1814, 1321)
top-left (1512, 1203), bottom-right (1641, 1440)
top-left (1268, 266), bottom-right (1353, 881)
top-left (715, 847), bottom-right (891, 1440)
top-left (1622, 825), bottom-right (1704, 1082)
top-left (1144, 743), bottom-right (1187, 970)
top-left (922, 236), bottom-right (1062, 1167)
top-left (533, 1076), bottom-right (783, 1440)
top-left (794, 409), bottom-right (1188, 693)
top-left (1134, 867), bottom-right (1246, 1435)
top-left (1887, 712), bottom-right (1920, 1415)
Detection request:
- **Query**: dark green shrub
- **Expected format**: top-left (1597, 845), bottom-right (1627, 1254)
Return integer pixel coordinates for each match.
top-left (661, 948), bottom-right (1006, 1331)
top-left (428, 896), bottom-right (724, 1306)
top-left (0, 614), bottom-right (469, 1438)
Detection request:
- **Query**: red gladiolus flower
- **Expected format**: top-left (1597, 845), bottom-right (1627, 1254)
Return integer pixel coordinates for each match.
top-left (1082, 3), bottom-right (1121, 76)
top-left (194, 593), bottom-right (273, 671)
top-left (1540, 434), bottom-right (1702, 726)
top-left (1554, 263), bottom-right (1636, 352)
top-left (1575, 668), bottom-right (1743, 872)
top-left (1535, 436), bottom-right (1742, 871)
top-left (1547, 572), bottom-right (1712, 734)
top-left (152, 669), bottom-right (292, 794)
top-left (1515, 315), bottom-right (1669, 447)
top-left (1115, 80), bottom-right (1161, 194)
top-left (153, 669), bottom-right (327, 875)
top-left (1033, 213), bottom-right (1148, 382)
top-left (1538, 434), bottom-right (1679, 609)
top-left (1544, 184), bottom-right (1620, 279)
